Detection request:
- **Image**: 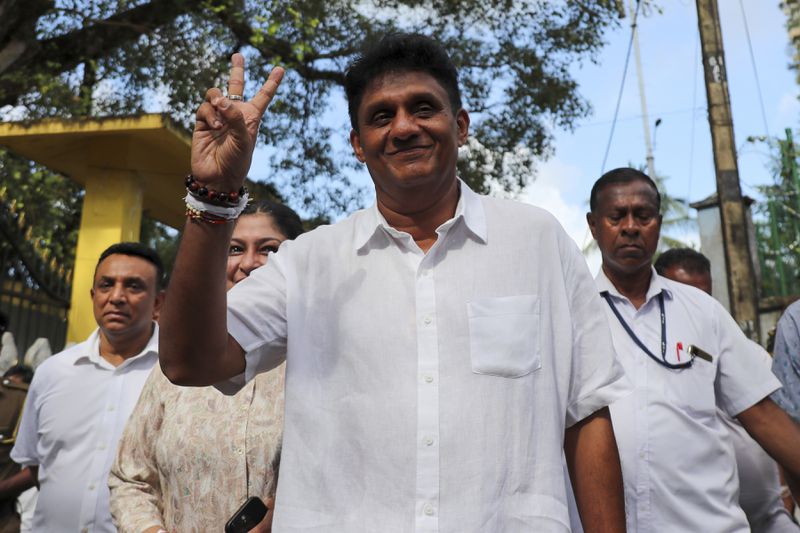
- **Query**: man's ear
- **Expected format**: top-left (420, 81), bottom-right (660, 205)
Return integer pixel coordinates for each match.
top-left (456, 109), bottom-right (470, 147)
top-left (152, 290), bottom-right (166, 321)
top-left (586, 212), bottom-right (598, 240)
top-left (350, 129), bottom-right (366, 163)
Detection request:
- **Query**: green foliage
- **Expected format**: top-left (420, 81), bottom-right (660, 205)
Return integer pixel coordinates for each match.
top-left (751, 130), bottom-right (800, 298)
top-left (0, 149), bottom-right (82, 269)
top-left (1, 0), bottom-right (623, 215)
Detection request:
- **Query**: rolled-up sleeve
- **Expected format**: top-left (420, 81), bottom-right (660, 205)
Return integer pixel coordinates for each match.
top-left (559, 231), bottom-right (632, 427)
top-left (714, 305), bottom-right (781, 417)
top-left (217, 250), bottom-right (290, 395)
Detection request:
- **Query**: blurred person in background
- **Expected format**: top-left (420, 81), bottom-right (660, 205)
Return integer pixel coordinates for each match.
top-left (11, 243), bottom-right (164, 532)
top-left (0, 363), bottom-right (34, 532)
top-left (656, 247), bottom-right (798, 533)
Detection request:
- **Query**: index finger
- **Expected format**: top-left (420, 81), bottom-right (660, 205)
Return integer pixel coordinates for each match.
top-left (228, 53), bottom-right (245, 98)
top-left (250, 67), bottom-right (285, 114)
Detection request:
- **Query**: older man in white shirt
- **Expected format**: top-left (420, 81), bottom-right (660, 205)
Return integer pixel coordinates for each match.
top-left (11, 242), bottom-right (164, 533)
top-left (587, 167), bottom-right (800, 533)
top-left (161, 34), bottom-right (631, 532)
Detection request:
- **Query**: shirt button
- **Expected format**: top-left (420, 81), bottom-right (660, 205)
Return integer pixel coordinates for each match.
top-left (237, 448), bottom-right (244, 455)
top-left (423, 315), bottom-right (432, 325)
top-left (423, 504), bottom-right (434, 516)
top-left (423, 436), bottom-right (434, 446)
top-left (424, 375), bottom-right (434, 384)
top-left (107, 405), bottom-right (115, 412)
top-left (639, 452), bottom-right (645, 459)
top-left (81, 528), bottom-right (89, 533)
top-left (88, 483), bottom-right (96, 490)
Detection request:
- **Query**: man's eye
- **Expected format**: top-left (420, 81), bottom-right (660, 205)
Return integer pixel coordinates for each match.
top-left (229, 245), bottom-right (244, 255)
top-left (415, 103), bottom-right (435, 116)
top-left (371, 112), bottom-right (391, 125)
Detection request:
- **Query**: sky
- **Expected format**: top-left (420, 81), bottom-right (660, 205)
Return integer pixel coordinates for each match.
top-left (520, 0), bottom-right (799, 271)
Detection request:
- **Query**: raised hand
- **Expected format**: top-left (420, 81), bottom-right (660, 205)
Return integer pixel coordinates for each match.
top-left (192, 53), bottom-right (284, 192)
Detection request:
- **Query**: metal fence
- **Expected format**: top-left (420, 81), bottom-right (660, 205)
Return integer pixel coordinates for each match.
top-left (0, 198), bottom-right (71, 358)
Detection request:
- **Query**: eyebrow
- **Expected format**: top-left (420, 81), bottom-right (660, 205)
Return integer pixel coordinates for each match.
top-left (97, 275), bottom-right (148, 285)
top-left (230, 237), bottom-right (283, 245)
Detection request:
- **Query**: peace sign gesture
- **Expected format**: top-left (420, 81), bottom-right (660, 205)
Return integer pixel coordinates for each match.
top-left (192, 53), bottom-right (284, 192)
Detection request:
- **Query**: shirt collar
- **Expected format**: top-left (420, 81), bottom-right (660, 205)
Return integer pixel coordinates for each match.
top-left (74, 322), bottom-right (159, 370)
top-left (595, 266), bottom-right (673, 304)
top-left (354, 178), bottom-right (488, 252)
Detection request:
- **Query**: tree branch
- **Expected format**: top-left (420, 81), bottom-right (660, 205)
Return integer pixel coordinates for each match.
top-left (0, 0), bottom-right (200, 106)
top-left (209, 1), bottom-right (346, 85)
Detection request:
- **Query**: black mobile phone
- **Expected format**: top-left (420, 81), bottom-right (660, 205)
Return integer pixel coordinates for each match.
top-left (224, 496), bottom-right (268, 533)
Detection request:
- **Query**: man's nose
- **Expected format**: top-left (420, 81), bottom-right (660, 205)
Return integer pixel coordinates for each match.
top-left (620, 214), bottom-right (639, 234)
top-left (109, 283), bottom-right (126, 302)
top-left (391, 110), bottom-right (420, 140)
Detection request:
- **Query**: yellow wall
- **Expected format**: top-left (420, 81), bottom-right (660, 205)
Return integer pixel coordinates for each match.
top-left (66, 171), bottom-right (143, 343)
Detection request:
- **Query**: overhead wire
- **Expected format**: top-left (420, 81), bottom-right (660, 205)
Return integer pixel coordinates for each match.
top-left (601, 0), bottom-right (641, 174)
top-left (688, 7), bottom-right (700, 204)
top-left (738, 0), bottom-right (770, 138)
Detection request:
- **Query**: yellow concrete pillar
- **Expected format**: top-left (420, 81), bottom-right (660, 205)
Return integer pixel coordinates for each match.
top-left (66, 170), bottom-right (143, 343)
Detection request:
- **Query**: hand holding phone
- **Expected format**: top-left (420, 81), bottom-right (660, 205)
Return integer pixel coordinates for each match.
top-left (224, 496), bottom-right (268, 533)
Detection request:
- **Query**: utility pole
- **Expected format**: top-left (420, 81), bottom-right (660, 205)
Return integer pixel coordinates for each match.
top-left (629, 0), bottom-right (657, 178)
top-left (696, 0), bottom-right (761, 340)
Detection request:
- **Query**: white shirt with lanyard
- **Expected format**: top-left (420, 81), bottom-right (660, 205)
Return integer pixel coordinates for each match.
top-left (595, 268), bottom-right (781, 533)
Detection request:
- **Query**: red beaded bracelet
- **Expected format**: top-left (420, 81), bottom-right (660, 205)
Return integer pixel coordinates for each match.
top-left (185, 175), bottom-right (247, 206)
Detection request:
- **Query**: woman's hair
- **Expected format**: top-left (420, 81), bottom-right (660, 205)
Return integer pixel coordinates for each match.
top-left (240, 200), bottom-right (305, 240)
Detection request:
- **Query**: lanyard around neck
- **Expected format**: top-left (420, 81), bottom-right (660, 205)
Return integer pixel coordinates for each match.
top-left (601, 291), bottom-right (691, 369)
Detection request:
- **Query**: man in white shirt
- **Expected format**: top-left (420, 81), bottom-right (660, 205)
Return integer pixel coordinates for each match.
top-left (11, 242), bottom-right (164, 533)
top-left (160, 34), bottom-right (630, 532)
top-left (586, 167), bottom-right (800, 533)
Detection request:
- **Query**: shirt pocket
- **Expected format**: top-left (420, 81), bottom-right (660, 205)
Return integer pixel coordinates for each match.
top-left (666, 358), bottom-right (717, 415)
top-left (467, 295), bottom-right (541, 378)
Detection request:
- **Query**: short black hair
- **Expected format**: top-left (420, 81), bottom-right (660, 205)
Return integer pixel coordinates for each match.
top-left (94, 242), bottom-right (165, 290)
top-left (344, 33), bottom-right (462, 131)
top-left (3, 364), bottom-right (34, 384)
top-left (590, 167), bottom-right (661, 213)
top-left (654, 248), bottom-right (711, 276)
top-left (241, 200), bottom-right (305, 240)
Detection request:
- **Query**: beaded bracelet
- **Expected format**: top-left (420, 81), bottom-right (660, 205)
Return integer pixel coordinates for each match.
top-left (184, 189), bottom-right (250, 224)
top-left (185, 175), bottom-right (247, 207)
top-left (185, 203), bottom-right (231, 225)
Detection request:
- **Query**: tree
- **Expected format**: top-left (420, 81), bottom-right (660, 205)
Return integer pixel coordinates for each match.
top-left (750, 130), bottom-right (800, 298)
top-left (1, 0), bottom-right (625, 215)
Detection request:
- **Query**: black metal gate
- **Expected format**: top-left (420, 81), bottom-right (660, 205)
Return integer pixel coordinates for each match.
top-left (0, 198), bottom-right (71, 359)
